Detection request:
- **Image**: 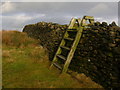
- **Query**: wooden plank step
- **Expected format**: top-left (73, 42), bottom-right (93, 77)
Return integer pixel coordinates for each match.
top-left (57, 54), bottom-right (66, 61)
top-left (116, 36), bottom-right (120, 38)
top-left (64, 37), bottom-right (74, 41)
top-left (84, 16), bottom-right (94, 20)
top-left (53, 62), bottom-right (62, 70)
top-left (60, 46), bottom-right (70, 50)
top-left (68, 28), bottom-right (77, 30)
top-left (67, 30), bottom-right (78, 32)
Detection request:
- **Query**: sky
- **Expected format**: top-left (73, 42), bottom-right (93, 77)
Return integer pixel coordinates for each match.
top-left (118, 2), bottom-right (120, 26)
top-left (1, 1), bottom-right (119, 31)
top-left (1, 0), bottom-right (120, 2)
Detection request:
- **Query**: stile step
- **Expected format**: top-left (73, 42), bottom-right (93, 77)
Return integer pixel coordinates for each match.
top-left (57, 54), bottom-right (66, 61)
top-left (53, 62), bottom-right (62, 70)
top-left (67, 30), bottom-right (78, 32)
top-left (68, 28), bottom-right (77, 30)
top-left (60, 46), bottom-right (70, 50)
top-left (64, 37), bottom-right (74, 41)
top-left (67, 29), bottom-right (77, 32)
top-left (117, 36), bottom-right (120, 38)
top-left (84, 16), bottom-right (94, 20)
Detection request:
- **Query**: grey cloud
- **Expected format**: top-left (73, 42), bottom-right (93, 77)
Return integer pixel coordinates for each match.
top-left (3, 2), bottom-right (117, 16)
top-left (2, 0), bottom-right (119, 2)
top-left (1, 2), bottom-right (118, 31)
top-left (118, 1), bottom-right (120, 26)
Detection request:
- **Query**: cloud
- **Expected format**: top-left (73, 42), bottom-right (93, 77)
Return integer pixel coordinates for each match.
top-left (1, 0), bottom-right (120, 2)
top-left (95, 17), bottom-right (118, 24)
top-left (88, 3), bottom-right (109, 15)
top-left (1, 2), bottom-right (118, 31)
top-left (87, 3), bottom-right (118, 17)
top-left (118, 2), bottom-right (120, 26)
top-left (2, 13), bottom-right (46, 31)
top-left (1, 1), bottom-right (16, 14)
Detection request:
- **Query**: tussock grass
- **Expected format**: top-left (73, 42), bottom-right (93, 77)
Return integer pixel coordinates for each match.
top-left (2, 30), bottom-right (38, 48)
top-left (29, 46), bottom-right (46, 60)
top-left (2, 50), bottom-right (11, 58)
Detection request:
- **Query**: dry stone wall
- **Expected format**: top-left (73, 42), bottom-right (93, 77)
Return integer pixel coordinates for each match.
top-left (23, 21), bottom-right (120, 88)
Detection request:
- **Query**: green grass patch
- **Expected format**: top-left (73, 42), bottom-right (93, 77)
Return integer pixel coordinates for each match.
top-left (2, 31), bottom-right (102, 88)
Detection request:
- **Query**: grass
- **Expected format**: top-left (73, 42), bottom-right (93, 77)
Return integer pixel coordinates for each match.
top-left (2, 31), bottom-right (103, 88)
top-left (2, 30), bottom-right (38, 48)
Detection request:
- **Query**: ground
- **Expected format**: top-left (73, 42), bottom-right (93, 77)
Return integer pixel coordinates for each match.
top-left (2, 31), bottom-right (103, 88)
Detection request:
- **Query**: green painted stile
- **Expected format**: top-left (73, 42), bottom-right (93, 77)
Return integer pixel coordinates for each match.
top-left (50, 16), bottom-right (94, 73)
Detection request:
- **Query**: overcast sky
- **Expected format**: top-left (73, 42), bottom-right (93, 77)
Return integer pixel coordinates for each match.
top-left (1, 1), bottom-right (119, 31)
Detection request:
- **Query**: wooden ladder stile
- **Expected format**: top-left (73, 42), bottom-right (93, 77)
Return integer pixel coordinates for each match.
top-left (50, 16), bottom-right (94, 73)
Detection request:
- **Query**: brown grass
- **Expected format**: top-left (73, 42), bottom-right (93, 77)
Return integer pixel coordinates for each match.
top-left (2, 50), bottom-right (11, 58)
top-left (29, 46), bottom-right (47, 62)
top-left (2, 30), bottom-right (39, 48)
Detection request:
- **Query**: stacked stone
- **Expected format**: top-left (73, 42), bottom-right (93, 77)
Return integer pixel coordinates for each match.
top-left (23, 22), bottom-right (67, 59)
